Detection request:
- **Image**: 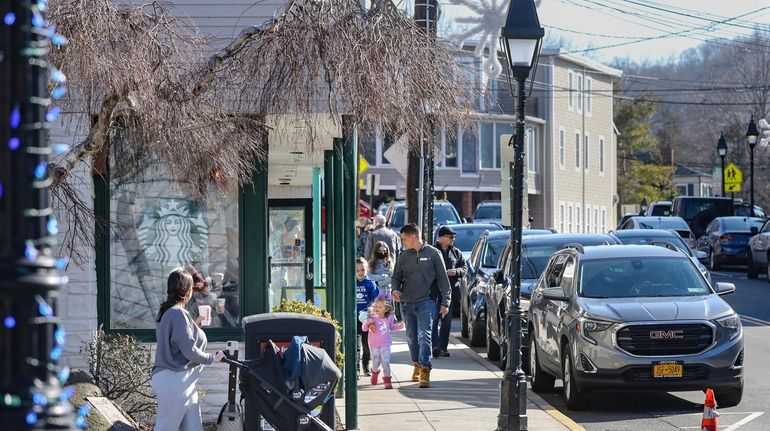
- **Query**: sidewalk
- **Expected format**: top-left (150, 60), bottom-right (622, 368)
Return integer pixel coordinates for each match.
top-left (338, 329), bottom-right (583, 431)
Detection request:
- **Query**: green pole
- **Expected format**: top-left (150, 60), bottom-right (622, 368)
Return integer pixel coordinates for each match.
top-left (342, 125), bottom-right (359, 429)
top-left (323, 151), bottom-right (335, 317)
top-left (312, 167), bottom-right (323, 301)
top-left (333, 142), bottom-right (347, 396)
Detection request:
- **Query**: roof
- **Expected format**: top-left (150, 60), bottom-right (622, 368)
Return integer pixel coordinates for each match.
top-left (540, 48), bottom-right (623, 78)
top-left (450, 223), bottom-right (503, 231)
top-left (579, 244), bottom-right (686, 260)
top-left (674, 164), bottom-right (711, 178)
top-left (522, 233), bottom-right (617, 246)
top-left (611, 229), bottom-right (679, 238)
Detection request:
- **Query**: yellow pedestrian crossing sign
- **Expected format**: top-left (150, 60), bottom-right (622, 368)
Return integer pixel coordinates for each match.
top-left (724, 163), bottom-right (742, 192)
top-left (359, 155), bottom-right (369, 175)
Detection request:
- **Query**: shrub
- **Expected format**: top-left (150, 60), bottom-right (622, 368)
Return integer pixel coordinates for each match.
top-left (271, 299), bottom-right (344, 370)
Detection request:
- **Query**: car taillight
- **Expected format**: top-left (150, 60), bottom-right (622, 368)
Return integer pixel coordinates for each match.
top-left (719, 234), bottom-right (734, 242)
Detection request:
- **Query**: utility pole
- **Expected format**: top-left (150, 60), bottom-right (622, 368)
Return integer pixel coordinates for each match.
top-left (0, 1), bottom-right (79, 430)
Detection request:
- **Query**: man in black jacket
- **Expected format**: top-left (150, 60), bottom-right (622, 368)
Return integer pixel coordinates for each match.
top-left (432, 225), bottom-right (466, 357)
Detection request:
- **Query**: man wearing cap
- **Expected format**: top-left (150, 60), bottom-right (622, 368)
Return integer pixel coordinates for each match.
top-left (364, 214), bottom-right (400, 260)
top-left (432, 225), bottom-right (466, 357)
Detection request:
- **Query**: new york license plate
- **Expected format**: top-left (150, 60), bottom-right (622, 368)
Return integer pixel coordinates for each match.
top-left (653, 361), bottom-right (683, 378)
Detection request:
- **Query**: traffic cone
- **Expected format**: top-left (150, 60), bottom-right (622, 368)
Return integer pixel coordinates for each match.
top-left (701, 388), bottom-right (719, 431)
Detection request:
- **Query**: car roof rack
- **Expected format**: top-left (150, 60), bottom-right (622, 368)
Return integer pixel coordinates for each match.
top-left (562, 243), bottom-right (585, 254)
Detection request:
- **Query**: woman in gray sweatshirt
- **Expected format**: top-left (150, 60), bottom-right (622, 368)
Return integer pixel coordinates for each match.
top-left (151, 268), bottom-right (224, 431)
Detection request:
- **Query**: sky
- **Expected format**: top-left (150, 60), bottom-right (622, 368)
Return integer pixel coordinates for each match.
top-left (441, 0), bottom-right (770, 65)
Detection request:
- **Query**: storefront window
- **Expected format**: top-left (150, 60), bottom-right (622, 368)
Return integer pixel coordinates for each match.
top-left (108, 159), bottom-right (240, 330)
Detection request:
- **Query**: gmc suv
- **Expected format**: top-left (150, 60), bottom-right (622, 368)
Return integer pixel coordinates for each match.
top-left (528, 244), bottom-right (744, 410)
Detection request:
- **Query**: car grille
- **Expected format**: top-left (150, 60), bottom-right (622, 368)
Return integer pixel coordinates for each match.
top-left (616, 324), bottom-right (713, 356)
top-left (623, 365), bottom-right (709, 382)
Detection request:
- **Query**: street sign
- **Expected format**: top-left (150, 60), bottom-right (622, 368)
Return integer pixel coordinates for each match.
top-left (359, 178), bottom-right (365, 189)
top-left (359, 155), bottom-right (369, 175)
top-left (724, 163), bottom-right (742, 192)
top-left (383, 135), bottom-right (409, 179)
top-left (366, 173), bottom-right (380, 196)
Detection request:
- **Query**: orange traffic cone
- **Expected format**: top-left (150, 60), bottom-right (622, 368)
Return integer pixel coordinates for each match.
top-left (701, 389), bottom-right (719, 431)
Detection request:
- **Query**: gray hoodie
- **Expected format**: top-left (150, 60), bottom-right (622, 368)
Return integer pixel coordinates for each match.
top-left (153, 305), bottom-right (213, 375)
top-left (391, 243), bottom-right (451, 307)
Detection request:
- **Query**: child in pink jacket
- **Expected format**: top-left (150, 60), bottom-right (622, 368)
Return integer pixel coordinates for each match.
top-left (362, 295), bottom-right (404, 389)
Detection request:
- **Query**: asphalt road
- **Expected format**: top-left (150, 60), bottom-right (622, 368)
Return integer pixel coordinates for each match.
top-left (454, 267), bottom-right (770, 430)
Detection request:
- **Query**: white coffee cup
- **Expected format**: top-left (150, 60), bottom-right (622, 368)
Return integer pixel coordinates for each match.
top-left (198, 305), bottom-right (212, 326)
top-left (216, 298), bottom-right (226, 309)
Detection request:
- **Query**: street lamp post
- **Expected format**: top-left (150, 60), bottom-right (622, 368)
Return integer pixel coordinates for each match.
top-left (746, 116), bottom-right (759, 217)
top-left (499, 1), bottom-right (543, 430)
top-left (717, 132), bottom-right (727, 197)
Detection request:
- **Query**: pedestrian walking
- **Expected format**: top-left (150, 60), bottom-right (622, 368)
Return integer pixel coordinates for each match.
top-left (364, 214), bottom-right (400, 260)
top-left (356, 217), bottom-right (373, 259)
top-left (432, 226), bottom-right (466, 358)
top-left (355, 257), bottom-right (380, 376)
top-left (362, 295), bottom-right (404, 389)
top-left (368, 240), bottom-right (394, 294)
top-left (151, 268), bottom-right (225, 431)
top-left (391, 223), bottom-right (451, 388)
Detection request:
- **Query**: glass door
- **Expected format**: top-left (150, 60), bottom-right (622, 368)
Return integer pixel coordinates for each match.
top-left (268, 200), bottom-right (314, 309)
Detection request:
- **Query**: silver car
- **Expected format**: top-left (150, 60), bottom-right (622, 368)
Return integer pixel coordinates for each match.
top-left (528, 244), bottom-right (744, 410)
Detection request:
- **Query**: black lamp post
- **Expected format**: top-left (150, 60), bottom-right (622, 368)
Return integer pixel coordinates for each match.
top-left (746, 116), bottom-right (759, 217)
top-left (717, 132), bottom-right (727, 197)
top-left (499, 1), bottom-right (543, 430)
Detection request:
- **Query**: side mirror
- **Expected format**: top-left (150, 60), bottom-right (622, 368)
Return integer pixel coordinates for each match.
top-left (493, 269), bottom-right (505, 285)
top-left (695, 250), bottom-right (707, 262)
top-left (715, 282), bottom-right (736, 296)
top-left (751, 226), bottom-right (759, 235)
top-left (542, 287), bottom-right (569, 301)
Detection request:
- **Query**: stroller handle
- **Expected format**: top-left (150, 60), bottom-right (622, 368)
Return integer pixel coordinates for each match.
top-left (222, 357), bottom-right (244, 367)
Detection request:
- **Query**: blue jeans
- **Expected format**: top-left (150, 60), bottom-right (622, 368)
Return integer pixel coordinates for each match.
top-left (432, 301), bottom-right (451, 352)
top-left (401, 299), bottom-right (436, 368)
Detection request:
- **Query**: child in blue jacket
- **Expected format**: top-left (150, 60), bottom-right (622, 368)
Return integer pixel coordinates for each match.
top-left (356, 257), bottom-right (379, 376)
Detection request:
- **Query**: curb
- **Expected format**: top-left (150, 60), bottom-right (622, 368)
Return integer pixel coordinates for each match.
top-left (450, 334), bottom-right (586, 431)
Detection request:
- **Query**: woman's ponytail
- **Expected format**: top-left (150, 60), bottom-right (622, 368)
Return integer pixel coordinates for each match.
top-left (157, 268), bottom-right (194, 322)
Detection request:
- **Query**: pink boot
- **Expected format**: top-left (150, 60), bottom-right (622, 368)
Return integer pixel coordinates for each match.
top-left (370, 369), bottom-right (380, 385)
top-left (383, 376), bottom-right (393, 389)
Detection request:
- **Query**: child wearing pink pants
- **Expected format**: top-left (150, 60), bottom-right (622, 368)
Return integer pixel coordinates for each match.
top-left (362, 296), bottom-right (403, 389)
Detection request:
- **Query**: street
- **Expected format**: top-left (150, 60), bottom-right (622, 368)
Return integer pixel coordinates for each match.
top-left (455, 268), bottom-right (770, 430)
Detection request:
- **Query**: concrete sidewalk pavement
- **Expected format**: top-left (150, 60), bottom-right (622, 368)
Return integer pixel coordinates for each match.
top-left (338, 329), bottom-right (582, 430)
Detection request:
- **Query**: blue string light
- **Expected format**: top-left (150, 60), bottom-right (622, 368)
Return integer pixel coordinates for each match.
top-left (45, 106), bottom-right (61, 122)
top-left (77, 405), bottom-right (90, 417)
top-left (3, 316), bottom-right (15, 329)
top-left (10, 106), bottom-right (20, 129)
top-left (34, 161), bottom-right (48, 179)
top-left (50, 347), bottom-right (62, 361)
top-left (59, 386), bottom-right (75, 402)
top-left (32, 392), bottom-right (48, 407)
top-left (50, 68), bottom-right (66, 83)
top-left (47, 217), bottom-right (58, 235)
top-left (54, 327), bottom-right (66, 345)
top-left (55, 257), bottom-right (69, 270)
top-left (75, 417), bottom-right (86, 429)
top-left (0, 182), bottom-right (3, 200)
top-left (3, 12), bottom-right (15, 26)
top-left (36, 296), bottom-right (53, 317)
top-left (57, 367), bottom-right (70, 383)
top-left (31, 10), bottom-right (44, 29)
top-left (25, 243), bottom-right (39, 260)
top-left (38, 0), bottom-right (49, 12)
top-left (8, 136), bottom-right (20, 150)
top-left (51, 86), bottom-right (67, 99)
top-left (25, 412), bottom-right (38, 425)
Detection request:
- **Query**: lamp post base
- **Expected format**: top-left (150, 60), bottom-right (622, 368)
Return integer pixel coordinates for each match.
top-left (498, 369), bottom-right (528, 430)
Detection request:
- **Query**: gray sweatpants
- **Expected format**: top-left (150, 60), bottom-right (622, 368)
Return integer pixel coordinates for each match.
top-left (151, 366), bottom-right (204, 431)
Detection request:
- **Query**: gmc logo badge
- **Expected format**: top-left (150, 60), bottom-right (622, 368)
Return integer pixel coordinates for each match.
top-left (649, 330), bottom-right (684, 339)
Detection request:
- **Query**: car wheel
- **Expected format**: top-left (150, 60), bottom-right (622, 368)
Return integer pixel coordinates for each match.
top-left (715, 385), bottom-right (743, 407)
top-left (747, 252), bottom-right (759, 279)
top-left (486, 318), bottom-right (500, 361)
top-left (460, 306), bottom-right (469, 338)
top-left (529, 336), bottom-right (555, 393)
top-left (709, 249), bottom-right (720, 271)
top-left (562, 346), bottom-right (589, 411)
top-left (469, 316), bottom-right (486, 347)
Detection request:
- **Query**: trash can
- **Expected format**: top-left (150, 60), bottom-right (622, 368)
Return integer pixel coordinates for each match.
top-left (242, 313), bottom-right (337, 431)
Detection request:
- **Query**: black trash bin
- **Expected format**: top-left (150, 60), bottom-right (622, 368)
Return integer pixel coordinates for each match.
top-left (242, 313), bottom-right (337, 431)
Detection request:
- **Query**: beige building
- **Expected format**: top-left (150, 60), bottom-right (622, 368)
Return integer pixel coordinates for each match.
top-left (522, 49), bottom-right (622, 233)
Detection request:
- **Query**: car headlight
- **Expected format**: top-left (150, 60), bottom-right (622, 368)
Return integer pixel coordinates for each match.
top-left (576, 318), bottom-right (613, 345)
top-left (717, 314), bottom-right (742, 340)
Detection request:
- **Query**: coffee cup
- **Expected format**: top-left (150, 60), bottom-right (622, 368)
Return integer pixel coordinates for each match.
top-left (197, 305), bottom-right (212, 326)
top-left (216, 298), bottom-right (226, 308)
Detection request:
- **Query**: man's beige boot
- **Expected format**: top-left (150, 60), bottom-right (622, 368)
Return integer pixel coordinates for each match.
top-left (418, 366), bottom-right (431, 388)
top-left (411, 362), bottom-right (421, 382)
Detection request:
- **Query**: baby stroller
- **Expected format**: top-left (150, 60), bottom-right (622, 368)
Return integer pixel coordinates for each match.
top-left (224, 336), bottom-right (341, 431)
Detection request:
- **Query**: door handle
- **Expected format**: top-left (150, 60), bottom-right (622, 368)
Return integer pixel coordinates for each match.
top-left (268, 255), bottom-right (272, 284)
top-left (305, 257), bottom-right (314, 281)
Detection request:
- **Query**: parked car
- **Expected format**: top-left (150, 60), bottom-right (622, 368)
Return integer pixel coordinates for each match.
top-left (485, 233), bottom-right (618, 370)
top-left (384, 200), bottom-right (462, 232)
top-left (432, 223), bottom-right (502, 260)
top-left (644, 201), bottom-right (672, 216)
top-left (528, 244), bottom-right (743, 410)
top-left (459, 228), bottom-right (554, 347)
top-left (616, 213), bottom-right (637, 230)
top-left (747, 218), bottom-right (770, 280)
top-left (697, 217), bottom-right (764, 270)
top-left (610, 229), bottom-right (711, 284)
top-left (473, 201), bottom-right (502, 225)
top-left (618, 216), bottom-right (696, 249)
top-left (670, 196), bottom-right (734, 238)
top-left (734, 203), bottom-right (766, 219)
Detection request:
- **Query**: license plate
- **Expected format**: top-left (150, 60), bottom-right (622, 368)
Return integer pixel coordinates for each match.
top-left (653, 361), bottom-right (683, 378)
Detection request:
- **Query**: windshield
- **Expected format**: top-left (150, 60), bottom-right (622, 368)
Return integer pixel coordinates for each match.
top-left (521, 244), bottom-right (561, 279)
top-left (683, 199), bottom-right (732, 220)
top-left (615, 235), bottom-right (693, 257)
top-left (638, 219), bottom-right (687, 230)
top-left (722, 218), bottom-right (764, 232)
top-left (650, 205), bottom-right (671, 216)
top-left (434, 205), bottom-right (461, 225)
top-left (579, 257), bottom-right (711, 298)
top-left (453, 226), bottom-right (502, 251)
top-left (482, 237), bottom-right (508, 268)
top-left (475, 205), bottom-right (501, 219)
top-left (391, 207), bottom-right (405, 230)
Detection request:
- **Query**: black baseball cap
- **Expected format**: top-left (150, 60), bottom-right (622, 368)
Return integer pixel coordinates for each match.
top-left (437, 226), bottom-right (456, 237)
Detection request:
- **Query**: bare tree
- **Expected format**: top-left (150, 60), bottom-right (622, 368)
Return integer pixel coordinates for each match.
top-left (47, 0), bottom-right (476, 263)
